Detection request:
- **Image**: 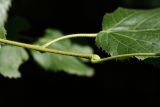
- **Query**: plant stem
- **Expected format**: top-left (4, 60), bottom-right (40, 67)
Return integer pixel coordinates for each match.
top-left (0, 38), bottom-right (96, 59)
top-left (0, 38), bottom-right (159, 64)
top-left (42, 33), bottom-right (97, 48)
top-left (91, 53), bottom-right (158, 63)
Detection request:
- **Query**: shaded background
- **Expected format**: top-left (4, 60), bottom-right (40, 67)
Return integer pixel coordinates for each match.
top-left (1, 0), bottom-right (160, 106)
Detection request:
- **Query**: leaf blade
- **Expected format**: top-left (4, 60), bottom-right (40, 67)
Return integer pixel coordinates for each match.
top-left (31, 29), bottom-right (94, 77)
top-left (0, 46), bottom-right (29, 78)
top-left (96, 7), bottom-right (160, 59)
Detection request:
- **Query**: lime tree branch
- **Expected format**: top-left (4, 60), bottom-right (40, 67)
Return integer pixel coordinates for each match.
top-left (0, 38), bottom-right (98, 59)
top-left (91, 53), bottom-right (160, 63)
top-left (0, 38), bottom-right (159, 64)
top-left (42, 33), bottom-right (97, 48)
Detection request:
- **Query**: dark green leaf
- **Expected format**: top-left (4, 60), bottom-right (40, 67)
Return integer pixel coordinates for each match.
top-left (96, 8), bottom-right (160, 59)
top-left (144, 57), bottom-right (160, 69)
top-left (31, 29), bottom-right (94, 77)
top-left (0, 46), bottom-right (29, 78)
top-left (0, 27), bottom-right (7, 52)
top-left (0, 27), bottom-right (6, 39)
top-left (6, 16), bottom-right (30, 34)
top-left (6, 16), bottom-right (31, 40)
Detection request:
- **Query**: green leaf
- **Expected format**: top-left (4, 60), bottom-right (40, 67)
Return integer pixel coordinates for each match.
top-left (0, 0), bottom-right (12, 47)
top-left (31, 29), bottom-right (94, 77)
top-left (96, 7), bottom-right (160, 59)
top-left (0, 0), bottom-right (12, 26)
top-left (7, 17), bottom-right (30, 33)
top-left (0, 46), bottom-right (29, 78)
top-left (0, 27), bottom-right (6, 39)
top-left (6, 16), bottom-right (31, 40)
top-left (144, 57), bottom-right (160, 69)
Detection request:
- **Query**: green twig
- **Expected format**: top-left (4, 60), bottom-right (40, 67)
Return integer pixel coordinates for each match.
top-left (91, 53), bottom-right (159, 63)
top-left (0, 38), bottom-right (98, 59)
top-left (0, 38), bottom-right (159, 64)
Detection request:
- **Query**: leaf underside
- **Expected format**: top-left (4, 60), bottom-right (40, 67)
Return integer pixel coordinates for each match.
top-left (31, 29), bottom-right (94, 77)
top-left (96, 7), bottom-right (160, 59)
top-left (0, 46), bottom-right (29, 78)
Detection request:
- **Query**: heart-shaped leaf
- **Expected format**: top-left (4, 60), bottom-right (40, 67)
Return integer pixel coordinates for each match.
top-left (96, 7), bottom-right (160, 59)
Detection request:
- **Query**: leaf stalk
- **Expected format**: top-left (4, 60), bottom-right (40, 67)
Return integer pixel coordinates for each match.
top-left (42, 33), bottom-right (97, 48)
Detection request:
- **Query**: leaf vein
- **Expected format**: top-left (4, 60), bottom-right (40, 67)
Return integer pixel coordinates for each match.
top-left (112, 32), bottom-right (150, 52)
top-left (108, 12), bottom-right (136, 31)
top-left (133, 12), bottom-right (160, 29)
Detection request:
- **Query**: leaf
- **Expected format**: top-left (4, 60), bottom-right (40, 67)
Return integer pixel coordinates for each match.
top-left (144, 57), bottom-right (160, 69)
top-left (0, 26), bottom-right (6, 49)
top-left (0, 0), bottom-right (12, 26)
top-left (6, 16), bottom-right (31, 40)
top-left (31, 29), bottom-right (94, 77)
top-left (96, 7), bottom-right (160, 59)
top-left (7, 17), bottom-right (30, 33)
top-left (0, 0), bottom-right (12, 47)
top-left (0, 27), bottom-right (6, 39)
top-left (0, 46), bottom-right (29, 78)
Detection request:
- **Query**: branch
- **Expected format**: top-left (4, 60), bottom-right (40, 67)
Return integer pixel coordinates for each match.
top-left (0, 38), bottom-right (159, 64)
top-left (0, 38), bottom-right (98, 59)
top-left (91, 53), bottom-right (159, 63)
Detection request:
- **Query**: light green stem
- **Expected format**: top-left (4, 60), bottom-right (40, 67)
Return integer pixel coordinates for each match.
top-left (0, 38), bottom-right (97, 59)
top-left (0, 38), bottom-right (159, 64)
top-left (91, 53), bottom-right (158, 63)
top-left (42, 33), bottom-right (97, 48)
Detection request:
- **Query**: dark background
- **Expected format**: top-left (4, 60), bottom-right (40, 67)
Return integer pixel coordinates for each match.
top-left (1, 0), bottom-right (160, 106)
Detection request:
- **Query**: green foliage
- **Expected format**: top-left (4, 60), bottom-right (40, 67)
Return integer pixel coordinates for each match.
top-left (0, 46), bottom-right (29, 78)
top-left (0, 0), bottom-right (160, 78)
top-left (96, 8), bottom-right (160, 59)
top-left (31, 29), bottom-right (94, 77)
top-left (0, 0), bottom-right (12, 26)
top-left (6, 17), bottom-right (31, 40)
top-left (0, 0), bottom-right (12, 47)
top-left (0, 27), bottom-right (6, 40)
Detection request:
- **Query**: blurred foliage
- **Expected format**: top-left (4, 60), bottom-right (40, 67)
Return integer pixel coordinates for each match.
top-left (31, 29), bottom-right (94, 77)
top-left (122, 0), bottom-right (160, 8)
